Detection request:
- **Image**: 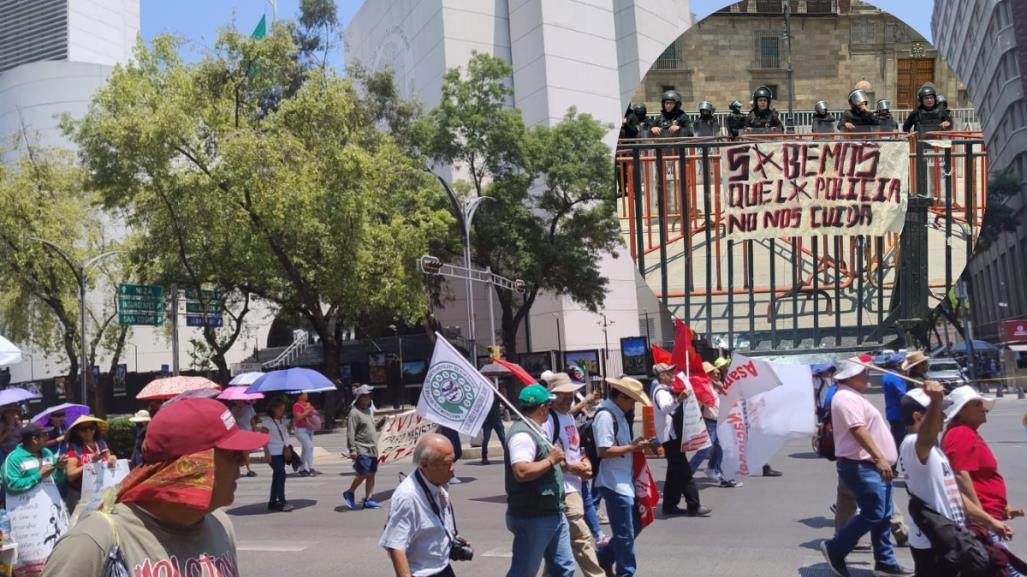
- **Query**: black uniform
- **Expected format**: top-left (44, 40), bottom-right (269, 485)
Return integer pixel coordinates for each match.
top-left (875, 112), bottom-right (898, 132)
top-left (694, 115), bottom-right (720, 137)
top-left (746, 108), bottom-right (783, 132)
top-left (620, 105), bottom-right (648, 139)
top-left (654, 108), bottom-right (691, 137)
top-left (838, 108), bottom-right (880, 132)
top-left (812, 113), bottom-right (835, 134)
top-left (902, 106), bottom-right (953, 133)
top-left (727, 111), bottom-right (747, 138)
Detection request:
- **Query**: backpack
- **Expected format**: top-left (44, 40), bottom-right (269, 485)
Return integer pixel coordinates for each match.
top-left (907, 494), bottom-right (994, 577)
top-left (579, 408), bottom-right (617, 471)
top-left (812, 406), bottom-right (836, 461)
top-left (546, 411), bottom-right (560, 445)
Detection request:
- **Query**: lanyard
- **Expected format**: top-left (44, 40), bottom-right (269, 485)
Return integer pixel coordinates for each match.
top-left (414, 470), bottom-right (459, 538)
top-left (271, 418), bottom-right (288, 442)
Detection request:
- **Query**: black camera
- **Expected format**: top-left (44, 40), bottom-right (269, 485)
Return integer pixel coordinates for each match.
top-left (449, 536), bottom-right (474, 561)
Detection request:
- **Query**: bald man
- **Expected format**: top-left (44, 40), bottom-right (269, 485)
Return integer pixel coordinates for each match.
top-left (380, 434), bottom-right (468, 577)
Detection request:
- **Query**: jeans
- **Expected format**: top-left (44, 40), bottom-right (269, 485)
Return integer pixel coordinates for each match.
top-left (504, 513), bottom-right (576, 577)
top-left (439, 427), bottom-right (462, 461)
top-left (480, 418), bottom-right (506, 461)
top-left (661, 439), bottom-right (700, 512)
top-left (688, 419), bottom-right (720, 474)
top-left (580, 481), bottom-right (603, 539)
top-left (295, 427), bottom-right (314, 472)
top-left (596, 488), bottom-right (637, 577)
top-left (827, 459), bottom-right (897, 565)
top-left (269, 454), bottom-right (287, 505)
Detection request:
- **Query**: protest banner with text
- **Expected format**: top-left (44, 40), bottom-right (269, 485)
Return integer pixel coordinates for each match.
top-left (9, 480), bottom-right (69, 577)
top-left (721, 140), bottom-right (909, 240)
top-left (377, 411), bottom-right (439, 465)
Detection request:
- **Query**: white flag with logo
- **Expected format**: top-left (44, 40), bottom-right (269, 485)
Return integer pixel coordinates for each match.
top-left (677, 372), bottom-right (712, 460)
top-left (416, 335), bottom-right (495, 436)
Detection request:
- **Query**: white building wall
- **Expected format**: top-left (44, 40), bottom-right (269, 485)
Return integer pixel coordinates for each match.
top-left (68, 0), bottom-right (140, 67)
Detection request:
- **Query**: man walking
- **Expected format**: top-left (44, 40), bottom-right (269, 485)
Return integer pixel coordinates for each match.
top-left (480, 397), bottom-right (506, 465)
top-left (884, 351), bottom-right (928, 453)
top-left (345, 384), bottom-right (382, 510)
top-left (503, 384), bottom-right (575, 577)
top-left (595, 377), bottom-right (655, 577)
top-left (820, 357), bottom-right (911, 577)
top-left (543, 373), bottom-right (605, 577)
top-left (651, 363), bottom-right (714, 516)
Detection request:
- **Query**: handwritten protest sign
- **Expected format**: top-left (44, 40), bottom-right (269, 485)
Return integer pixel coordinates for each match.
top-left (721, 140), bottom-right (909, 240)
top-left (377, 411), bottom-right (437, 465)
top-left (8, 481), bottom-right (69, 577)
top-left (80, 459), bottom-right (130, 500)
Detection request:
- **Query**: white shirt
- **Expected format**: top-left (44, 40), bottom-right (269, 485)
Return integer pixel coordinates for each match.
top-left (508, 431), bottom-right (538, 465)
top-left (652, 382), bottom-right (680, 444)
top-left (260, 416), bottom-right (291, 456)
top-left (899, 434), bottom-right (967, 550)
top-left (380, 471), bottom-right (455, 577)
top-left (232, 404), bottom-right (257, 432)
top-left (542, 411), bottom-right (583, 494)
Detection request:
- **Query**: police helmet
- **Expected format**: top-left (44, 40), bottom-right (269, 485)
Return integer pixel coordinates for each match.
top-left (752, 86), bottom-right (773, 103)
top-left (917, 84), bottom-right (937, 103)
top-left (698, 100), bottom-right (715, 114)
top-left (936, 94), bottom-right (948, 108)
top-left (662, 90), bottom-right (682, 106)
top-left (631, 103), bottom-right (648, 118)
top-left (876, 99), bottom-right (891, 113)
top-left (848, 90), bottom-right (869, 107)
top-left (729, 100), bottom-right (743, 112)
top-left (814, 100), bottom-right (829, 115)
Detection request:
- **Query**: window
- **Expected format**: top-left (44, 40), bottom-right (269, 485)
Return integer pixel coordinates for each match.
top-left (852, 19), bottom-right (876, 44)
top-left (765, 84), bottom-right (779, 100)
top-left (995, 0), bottom-right (1011, 28)
top-left (661, 85), bottom-right (676, 93)
top-left (655, 43), bottom-right (679, 70)
top-left (756, 0), bottom-right (782, 12)
top-left (806, 0), bottom-right (833, 14)
top-left (754, 31), bottom-right (781, 68)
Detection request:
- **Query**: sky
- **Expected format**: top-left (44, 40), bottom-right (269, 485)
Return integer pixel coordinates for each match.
top-left (141, 0), bottom-right (933, 71)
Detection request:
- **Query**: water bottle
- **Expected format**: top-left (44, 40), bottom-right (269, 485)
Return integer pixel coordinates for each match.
top-left (0, 509), bottom-right (10, 544)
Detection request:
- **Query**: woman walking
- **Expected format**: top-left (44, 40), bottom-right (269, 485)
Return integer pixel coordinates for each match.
top-left (292, 392), bottom-right (318, 476)
top-left (260, 398), bottom-right (294, 512)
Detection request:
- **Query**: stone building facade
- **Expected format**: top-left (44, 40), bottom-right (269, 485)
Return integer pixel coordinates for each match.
top-left (633, 0), bottom-right (967, 115)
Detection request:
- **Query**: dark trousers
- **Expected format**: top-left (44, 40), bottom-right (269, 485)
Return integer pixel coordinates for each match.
top-left (429, 566), bottom-right (456, 577)
top-left (269, 454), bottom-right (287, 505)
top-left (661, 439), bottom-right (700, 513)
top-left (911, 547), bottom-right (957, 577)
top-left (439, 427), bottom-right (463, 461)
top-left (480, 418), bottom-right (507, 461)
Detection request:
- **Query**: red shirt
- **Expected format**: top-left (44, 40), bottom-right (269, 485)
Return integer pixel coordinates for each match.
top-left (942, 424), bottom-right (1008, 520)
top-left (292, 402), bottom-right (311, 429)
top-left (66, 441), bottom-right (107, 490)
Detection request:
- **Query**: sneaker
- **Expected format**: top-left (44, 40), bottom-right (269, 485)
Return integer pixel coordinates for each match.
top-left (873, 562), bottom-right (912, 576)
top-left (280, 503), bottom-right (294, 512)
top-left (481, 458), bottom-right (491, 465)
top-left (719, 479), bottom-right (743, 488)
top-left (685, 506), bottom-right (713, 517)
top-left (661, 507), bottom-right (689, 516)
top-left (343, 491), bottom-right (356, 509)
top-left (245, 470), bottom-right (258, 478)
top-left (762, 464), bottom-right (783, 477)
top-left (298, 470), bottom-right (310, 477)
top-left (363, 499), bottom-right (383, 509)
top-left (819, 541), bottom-right (850, 577)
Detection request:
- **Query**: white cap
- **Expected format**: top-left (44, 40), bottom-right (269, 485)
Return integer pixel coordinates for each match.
top-left (944, 385), bottom-right (995, 423)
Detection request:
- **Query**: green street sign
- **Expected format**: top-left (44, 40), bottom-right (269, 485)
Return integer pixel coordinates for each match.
top-left (118, 298), bottom-right (164, 312)
top-left (185, 302), bottom-right (221, 314)
top-left (118, 284), bottom-right (164, 298)
top-left (184, 289), bottom-right (224, 301)
top-left (118, 312), bottom-right (164, 326)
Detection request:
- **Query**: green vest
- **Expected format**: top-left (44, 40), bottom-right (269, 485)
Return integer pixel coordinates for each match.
top-left (504, 418), bottom-right (564, 518)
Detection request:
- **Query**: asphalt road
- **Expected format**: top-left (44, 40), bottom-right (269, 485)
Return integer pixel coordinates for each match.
top-left (228, 392), bottom-right (1027, 577)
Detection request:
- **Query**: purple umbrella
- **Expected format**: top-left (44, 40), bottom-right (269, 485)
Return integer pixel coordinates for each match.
top-left (0, 387), bottom-right (40, 407)
top-left (31, 403), bottom-right (90, 427)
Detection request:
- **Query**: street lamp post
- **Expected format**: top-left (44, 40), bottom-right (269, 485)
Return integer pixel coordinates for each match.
top-left (598, 314), bottom-right (615, 376)
top-left (30, 238), bottom-right (120, 404)
top-left (553, 313), bottom-right (563, 359)
top-left (435, 176), bottom-right (491, 361)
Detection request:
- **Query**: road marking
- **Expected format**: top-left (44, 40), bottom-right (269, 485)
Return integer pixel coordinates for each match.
top-left (480, 547), bottom-right (512, 558)
top-left (237, 541), bottom-right (314, 552)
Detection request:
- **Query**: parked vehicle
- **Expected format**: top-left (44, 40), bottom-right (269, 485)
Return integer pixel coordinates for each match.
top-left (925, 357), bottom-right (971, 392)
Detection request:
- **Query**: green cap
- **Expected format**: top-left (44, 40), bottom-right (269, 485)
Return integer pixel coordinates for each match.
top-left (518, 384), bottom-right (555, 407)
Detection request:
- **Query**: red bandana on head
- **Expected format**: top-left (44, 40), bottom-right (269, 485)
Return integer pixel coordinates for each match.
top-left (117, 449), bottom-right (216, 511)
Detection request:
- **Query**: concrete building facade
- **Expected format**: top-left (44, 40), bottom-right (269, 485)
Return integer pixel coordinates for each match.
top-left (344, 0), bottom-right (693, 364)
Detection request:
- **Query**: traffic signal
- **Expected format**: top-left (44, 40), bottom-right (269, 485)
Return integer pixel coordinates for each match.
top-left (488, 345), bottom-right (502, 359)
top-left (514, 279), bottom-right (526, 294)
top-left (419, 255), bottom-right (443, 275)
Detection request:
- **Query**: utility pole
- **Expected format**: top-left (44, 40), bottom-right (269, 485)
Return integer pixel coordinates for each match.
top-left (171, 283), bottom-right (180, 376)
top-left (597, 314), bottom-right (615, 376)
top-left (553, 313), bottom-right (563, 358)
top-left (783, 2), bottom-right (794, 119)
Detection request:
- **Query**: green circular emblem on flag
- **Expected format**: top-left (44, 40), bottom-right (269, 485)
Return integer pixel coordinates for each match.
top-left (423, 363), bottom-right (478, 420)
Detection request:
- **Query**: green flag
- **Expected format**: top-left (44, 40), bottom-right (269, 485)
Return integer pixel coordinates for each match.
top-left (251, 14), bottom-right (267, 39)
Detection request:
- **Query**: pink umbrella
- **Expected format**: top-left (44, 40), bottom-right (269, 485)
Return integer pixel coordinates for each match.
top-left (136, 376), bottom-right (221, 400)
top-left (217, 386), bottom-right (265, 401)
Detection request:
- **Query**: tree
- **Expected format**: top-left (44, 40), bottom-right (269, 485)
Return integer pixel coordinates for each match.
top-left (419, 52), bottom-right (621, 353)
top-left (70, 28), bottom-right (454, 386)
top-left (0, 137), bottom-right (128, 409)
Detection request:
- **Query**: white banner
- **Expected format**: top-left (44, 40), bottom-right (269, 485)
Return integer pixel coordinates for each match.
top-left (80, 459), bottom-right (131, 500)
top-left (721, 140), bottom-right (909, 240)
top-left (8, 480), bottom-right (69, 577)
top-left (377, 411), bottom-right (438, 465)
top-left (416, 335), bottom-right (495, 437)
top-left (717, 353), bottom-right (794, 479)
top-left (677, 372), bottom-right (712, 460)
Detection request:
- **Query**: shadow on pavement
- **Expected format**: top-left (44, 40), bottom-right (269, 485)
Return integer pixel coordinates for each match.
top-left (788, 452), bottom-right (824, 460)
top-left (797, 516), bottom-right (835, 529)
top-left (227, 498), bottom-right (318, 516)
top-left (468, 494), bottom-right (507, 505)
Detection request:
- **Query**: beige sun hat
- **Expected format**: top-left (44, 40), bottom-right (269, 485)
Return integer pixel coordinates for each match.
top-left (651, 363), bottom-right (676, 375)
top-left (66, 415), bottom-right (109, 436)
top-left (901, 351), bottom-right (929, 372)
top-left (128, 410), bottom-right (151, 423)
top-left (604, 376), bottom-right (652, 407)
top-left (547, 372), bottom-right (584, 394)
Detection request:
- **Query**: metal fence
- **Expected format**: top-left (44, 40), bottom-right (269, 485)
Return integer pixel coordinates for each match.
top-left (615, 130), bottom-right (988, 354)
top-left (639, 108), bottom-right (980, 135)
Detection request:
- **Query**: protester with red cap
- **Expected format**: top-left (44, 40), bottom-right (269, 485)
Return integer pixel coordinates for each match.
top-left (41, 398), bottom-right (269, 577)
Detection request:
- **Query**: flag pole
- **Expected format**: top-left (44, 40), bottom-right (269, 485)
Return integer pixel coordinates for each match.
top-left (483, 366), bottom-right (553, 448)
top-left (850, 359), bottom-right (926, 387)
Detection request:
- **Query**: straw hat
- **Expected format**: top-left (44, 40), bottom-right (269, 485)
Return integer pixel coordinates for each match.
top-left (546, 373), bottom-right (584, 394)
top-left (605, 377), bottom-right (652, 407)
top-left (901, 351), bottom-right (929, 372)
top-left (702, 361), bottom-right (717, 374)
top-left (66, 415), bottom-right (109, 436)
top-left (128, 410), bottom-right (151, 423)
top-left (652, 363), bottom-right (676, 375)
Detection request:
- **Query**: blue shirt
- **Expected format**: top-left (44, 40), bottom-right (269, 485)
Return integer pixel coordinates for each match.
top-left (593, 399), bottom-right (634, 498)
top-left (881, 373), bottom-right (906, 422)
top-left (822, 383), bottom-right (839, 408)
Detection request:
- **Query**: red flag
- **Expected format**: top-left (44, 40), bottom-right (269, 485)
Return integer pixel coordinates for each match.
top-left (671, 320), bottom-right (716, 406)
top-left (632, 452), bottom-right (659, 530)
top-left (491, 357), bottom-right (536, 385)
top-left (651, 345), bottom-right (672, 365)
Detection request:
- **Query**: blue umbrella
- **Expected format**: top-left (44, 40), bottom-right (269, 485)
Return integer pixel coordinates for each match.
top-left (949, 340), bottom-right (998, 354)
top-left (245, 368), bottom-right (335, 394)
top-left (0, 387), bottom-right (40, 406)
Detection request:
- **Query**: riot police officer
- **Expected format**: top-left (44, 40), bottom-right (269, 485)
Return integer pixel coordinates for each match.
top-left (726, 100), bottom-right (747, 138)
top-left (936, 95), bottom-right (958, 129)
top-left (620, 103), bottom-right (649, 139)
top-left (694, 100), bottom-right (720, 137)
top-left (650, 90), bottom-right (690, 137)
top-left (874, 100), bottom-right (897, 132)
top-left (811, 100), bottom-right (835, 134)
top-left (745, 86), bottom-right (783, 133)
top-left (838, 89), bottom-right (879, 132)
top-left (902, 84), bottom-right (953, 133)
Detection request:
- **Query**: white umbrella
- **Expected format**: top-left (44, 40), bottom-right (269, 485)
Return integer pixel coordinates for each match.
top-left (228, 371), bottom-right (264, 386)
top-left (0, 335), bottom-right (21, 367)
